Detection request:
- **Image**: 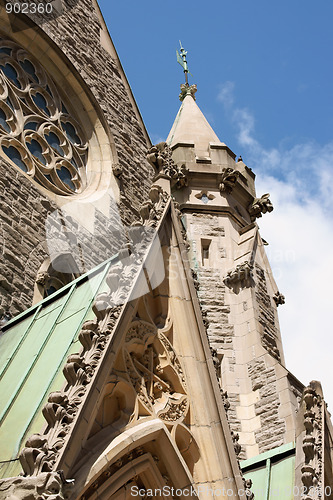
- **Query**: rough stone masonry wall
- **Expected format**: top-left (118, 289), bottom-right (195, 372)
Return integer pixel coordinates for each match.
top-left (255, 264), bottom-right (281, 360)
top-left (0, 161), bottom-right (125, 317)
top-left (0, 0), bottom-right (154, 316)
top-left (247, 359), bottom-right (286, 453)
top-left (187, 213), bottom-right (242, 446)
top-left (246, 265), bottom-right (286, 453)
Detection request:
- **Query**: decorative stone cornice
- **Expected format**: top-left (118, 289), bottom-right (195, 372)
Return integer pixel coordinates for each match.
top-left (248, 193), bottom-right (273, 221)
top-left (146, 142), bottom-right (188, 190)
top-left (219, 167), bottom-right (240, 194)
top-left (179, 83), bottom-right (197, 101)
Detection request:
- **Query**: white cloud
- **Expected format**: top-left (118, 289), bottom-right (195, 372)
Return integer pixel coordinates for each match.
top-left (217, 81), bottom-right (235, 107)
top-left (218, 82), bottom-right (333, 410)
top-left (257, 175), bottom-right (333, 409)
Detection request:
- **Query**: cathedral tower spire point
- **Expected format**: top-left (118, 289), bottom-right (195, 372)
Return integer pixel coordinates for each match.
top-left (167, 86), bottom-right (225, 159)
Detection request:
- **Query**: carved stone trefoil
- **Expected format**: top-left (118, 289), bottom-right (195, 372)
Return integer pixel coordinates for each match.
top-left (146, 142), bottom-right (188, 189)
top-left (219, 167), bottom-right (240, 194)
top-left (248, 193), bottom-right (273, 222)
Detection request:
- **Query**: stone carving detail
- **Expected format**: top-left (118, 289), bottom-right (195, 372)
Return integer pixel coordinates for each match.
top-left (124, 320), bottom-right (188, 423)
top-left (135, 184), bottom-right (170, 227)
top-left (224, 261), bottom-right (254, 291)
top-left (0, 471), bottom-right (73, 500)
top-left (221, 390), bottom-right (231, 416)
top-left (273, 291), bottom-right (285, 306)
top-left (243, 478), bottom-right (255, 500)
top-left (219, 167), bottom-right (240, 194)
top-left (173, 200), bottom-right (190, 251)
top-left (112, 163), bottom-right (122, 178)
top-left (146, 142), bottom-right (188, 189)
top-left (248, 194), bottom-right (273, 221)
top-left (179, 83), bottom-right (197, 101)
top-left (20, 315), bottom-right (118, 475)
top-left (19, 183), bottom-right (170, 477)
top-left (190, 268), bottom-right (199, 291)
top-left (301, 385), bottom-right (323, 499)
top-left (35, 271), bottom-right (50, 286)
top-left (231, 431), bottom-right (241, 457)
top-left (195, 191), bottom-right (215, 204)
top-left (79, 447), bottom-right (147, 500)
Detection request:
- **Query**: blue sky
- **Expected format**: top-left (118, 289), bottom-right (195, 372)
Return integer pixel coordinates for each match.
top-left (99, 0), bottom-right (333, 151)
top-left (98, 1), bottom-right (333, 408)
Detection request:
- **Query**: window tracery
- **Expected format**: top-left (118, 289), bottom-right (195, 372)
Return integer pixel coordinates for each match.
top-left (0, 39), bottom-right (88, 195)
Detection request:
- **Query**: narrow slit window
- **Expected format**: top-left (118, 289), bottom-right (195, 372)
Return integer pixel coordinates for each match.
top-left (201, 239), bottom-right (211, 267)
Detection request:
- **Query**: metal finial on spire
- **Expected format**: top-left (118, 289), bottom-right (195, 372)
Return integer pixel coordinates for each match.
top-left (176, 41), bottom-right (190, 85)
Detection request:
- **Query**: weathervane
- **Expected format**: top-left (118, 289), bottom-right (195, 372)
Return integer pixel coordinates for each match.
top-left (176, 41), bottom-right (191, 85)
top-left (176, 41), bottom-right (197, 101)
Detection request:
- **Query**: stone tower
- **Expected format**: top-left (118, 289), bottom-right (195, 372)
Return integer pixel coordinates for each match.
top-left (0, 3), bottom-right (333, 500)
top-left (167, 84), bottom-right (299, 459)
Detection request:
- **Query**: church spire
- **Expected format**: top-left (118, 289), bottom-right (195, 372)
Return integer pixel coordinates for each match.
top-left (166, 87), bottom-right (225, 159)
top-left (168, 42), bottom-right (227, 159)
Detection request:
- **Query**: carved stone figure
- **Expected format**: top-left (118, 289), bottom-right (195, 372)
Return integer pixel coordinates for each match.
top-left (219, 167), bottom-right (240, 194)
top-left (224, 261), bottom-right (254, 292)
top-left (135, 184), bottom-right (170, 226)
top-left (273, 291), bottom-right (285, 306)
top-left (243, 478), bottom-right (254, 500)
top-left (146, 142), bottom-right (188, 189)
top-left (35, 271), bottom-right (50, 286)
top-left (231, 431), bottom-right (242, 457)
top-left (248, 193), bottom-right (273, 221)
top-left (112, 163), bottom-right (122, 178)
top-left (0, 471), bottom-right (73, 500)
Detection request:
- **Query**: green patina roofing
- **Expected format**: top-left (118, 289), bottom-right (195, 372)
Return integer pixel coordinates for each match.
top-left (241, 442), bottom-right (295, 500)
top-left (0, 255), bottom-right (118, 479)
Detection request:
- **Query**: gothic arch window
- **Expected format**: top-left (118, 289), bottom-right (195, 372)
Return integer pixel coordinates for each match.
top-left (0, 38), bottom-right (88, 195)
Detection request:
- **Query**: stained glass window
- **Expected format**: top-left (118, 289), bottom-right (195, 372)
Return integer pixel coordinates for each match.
top-left (0, 39), bottom-right (88, 195)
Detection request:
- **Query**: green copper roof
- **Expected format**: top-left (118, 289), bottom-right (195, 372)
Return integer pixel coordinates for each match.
top-left (0, 256), bottom-right (117, 479)
top-left (240, 442), bottom-right (295, 500)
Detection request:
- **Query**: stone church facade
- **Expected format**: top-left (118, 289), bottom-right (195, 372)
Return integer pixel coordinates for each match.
top-left (0, 1), bottom-right (332, 499)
